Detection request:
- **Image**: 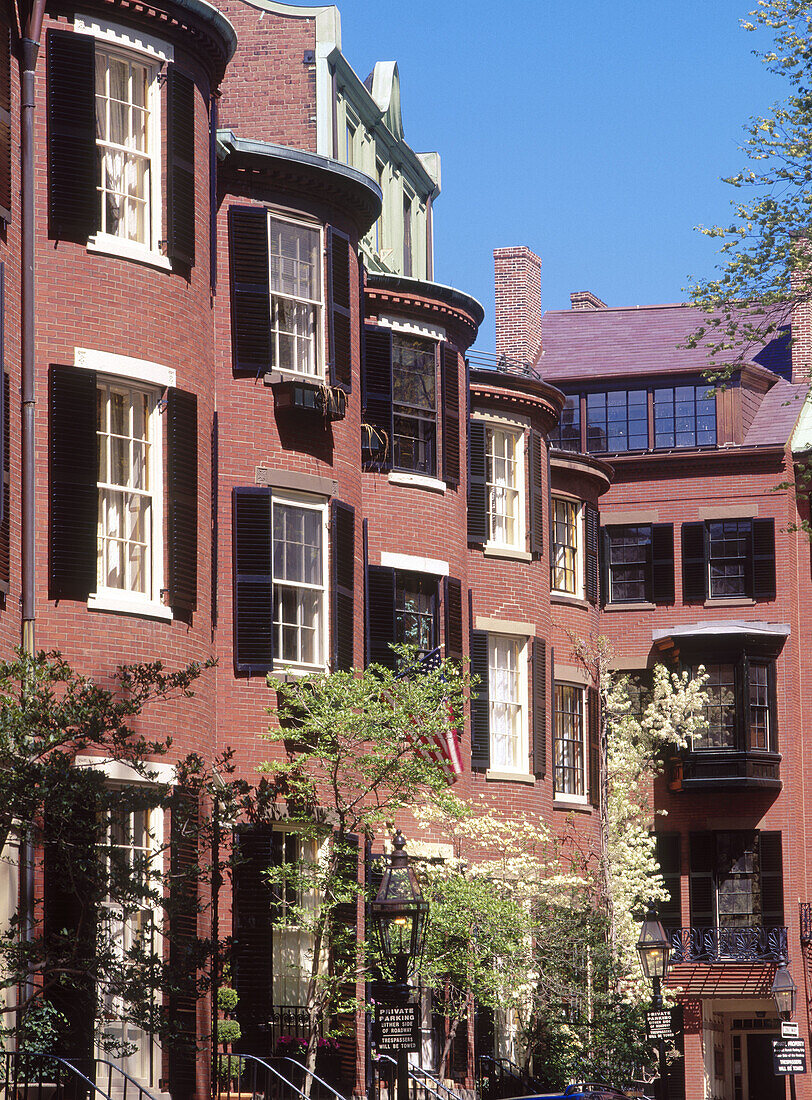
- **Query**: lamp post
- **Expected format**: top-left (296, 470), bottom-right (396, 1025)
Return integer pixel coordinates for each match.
top-left (772, 962), bottom-right (799, 1100)
top-left (369, 830), bottom-right (429, 1100)
top-left (637, 907), bottom-right (672, 1100)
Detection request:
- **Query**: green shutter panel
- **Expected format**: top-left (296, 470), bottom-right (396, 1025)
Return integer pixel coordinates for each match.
top-left (361, 324), bottom-right (393, 468)
top-left (759, 831), bottom-right (784, 928)
top-left (655, 833), bottom-right (682, 927)
top-left (233, 487), bottom-right (273, 673)
top-left (168, 787), bottom-right (199, 1100)
top-left (587, 686), bottom-right (600, 806)
top-left (681, 522), bottom-right (707, 603)
top-left (651, 523), bottom-right (675, 604)
top-left (330, 833), bottom-right (360, 1091)
top-left (441, 343), bottom-right (461, 486)
top-left (688, 833), bottom-right (716, 926)
top-left (528, 430), bottom-right (544, 557)
top-left (331, 500), bottom-right (355, 671)
top-left (752, 518), bottom-right (776, 600)
top-left (585, 505), bottom-right (599, 605)
top-left (47, 30), bottom-right (99, 242)
top-left (366, 564), bottom-right (396, 669)
top-left (0, 19), bottom-right (11, 222)
top-left (327, 226), bottom-right (352, 391)
top-left (469, 630), bottom-right (490, 769)
top-left (228, 206), bottom-right (272, 376)
top-left (232, 827), bottom-right (274, 1050)
top-left (600, 526), bottom-right (610, 606)
top-left (444, 576), bottom-right (463, 661)
top-left (167, 388), bottom-right (198, 612)
top-left (167, 68), bottom-right (196, 267)
top-left (49, 364), bottom-right (98, 601)
top-left (467, 420), bottom-right (488, 544)
top-left (532, 637), bottom-right (546, 778)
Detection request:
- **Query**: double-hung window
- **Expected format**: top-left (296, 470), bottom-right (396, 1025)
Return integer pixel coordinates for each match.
top-left (272, 497), bottom-right (327, 668)
top-left (392, 334), bottom-right (437, 475)
top-left (488, 635), bottom-right (528, 772)
top-left (688, 657), bottom-right (776, 754)
top-left (552, 498), bottom-right (581, 595)
top-left (707, 519), bottom-right (751, 598)
top-left (554, 683), bottom-right (586, 800)
top-left (394, 572), bottom-right (438, 656)
top-left (606, 525), bottom-right (651, 603)
top-left (681, 518), bottom-right (776, 603)
top-left (268, 216), bottom-right (323, 378)
top-left (486, 427), bottom-right (522, 548)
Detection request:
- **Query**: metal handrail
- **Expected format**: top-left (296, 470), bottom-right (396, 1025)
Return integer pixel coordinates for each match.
top-left (377, 1055), bottom-right (453, 1100)
top-left (1, 1052), bottom-right (111, 1100)
top-left (279, 1056), bottom-right (346, 1100)
top-left (217, 1053), bottom-right (309, 1100)
top-left (91, 1058), bottom-right (161, 1100)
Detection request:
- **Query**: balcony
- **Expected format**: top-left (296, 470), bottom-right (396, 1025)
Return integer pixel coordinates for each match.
top-left (668, 925), bottom-right (788, 964)
top-left (670, 749), bottom-right (781, 791)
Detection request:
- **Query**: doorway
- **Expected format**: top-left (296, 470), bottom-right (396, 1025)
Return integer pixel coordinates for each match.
top-left (745, 1033), bottom-right (785, 1100)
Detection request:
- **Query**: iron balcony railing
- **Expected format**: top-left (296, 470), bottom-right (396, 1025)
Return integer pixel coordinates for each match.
top-left (466, 350), bottom-right (534, 377)
top-left (668, 924), bottom-right (788, 964)
top-left (800, 902), bottom-right (812, 944)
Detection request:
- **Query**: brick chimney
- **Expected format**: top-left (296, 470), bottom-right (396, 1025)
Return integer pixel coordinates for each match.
top-left (570, 290), bottom-right (607, 311)
top-left (494, 246), bottom-right (542, 369)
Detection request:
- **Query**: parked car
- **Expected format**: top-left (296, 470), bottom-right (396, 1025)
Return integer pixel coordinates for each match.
top-left (516, 1086), bottom-right (653, 1100)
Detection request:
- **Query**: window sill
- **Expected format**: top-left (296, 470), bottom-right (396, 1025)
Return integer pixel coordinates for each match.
top-left (483, 545), bottom-right (533, 562)
top-left (553, 797), bottom-right (591, 814)
top-left (603, 601), bottom-right (656, 612)
top-left (551, 592), bottom-right (589, 609)
top-left (485, 769), bottom-right (536, 785)
top-left (703, 597), bottom-right (756, 608)
top-left (87, 233), bottom-right (172, 271)
top-left (388, 471), bottom-right (446, 494)
top-left (271, 665), bottom-right (328, 681)
top-left (88, 593), bottom-right (173, 621)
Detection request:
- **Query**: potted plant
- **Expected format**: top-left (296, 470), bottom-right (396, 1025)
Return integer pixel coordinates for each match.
top-left (217, 984), bottom-right (249, 1098)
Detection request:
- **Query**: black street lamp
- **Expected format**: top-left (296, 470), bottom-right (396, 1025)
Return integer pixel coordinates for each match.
top-left (772, 961), bottom-right (797, 1021)
top-left (369, 830), bottom-right (428, 1100)
top-left (637, 907), bottom-right (672, 1100)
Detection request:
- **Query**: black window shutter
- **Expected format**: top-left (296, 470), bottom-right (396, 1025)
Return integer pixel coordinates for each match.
top-left (47, 30), bottom-right (99, 243)
top-left (361, 324), bottom-right (393, 469)
top-left (681, 521), bottom-right (707, 604)
top-left (585, 505), bottom-right (599, 605)
top-left (49, 364), bottom-right (98, 600)
top-left (0, 372), bottom-right (9, 593)
top-left (467, 420), bottom-right (488, 544)
top-left (366, 564), bottom-right (396, 669)
top-left (327, 226), bottom-right (352, 392)
top-left (0, 20), bottom-right (11, 222)
top-left (532, 637), bottom-right (546, 778)
top-left (232, 827), bottom-right (274, 1050)
top-left (587, 686), bottom-right (600, 807)
top-left (654, 833), bottom-right (682, 927)
top-left (751, 518), bottom-right (776, 600)
top-left (547, 449), bottom-right (554, 564)
top-left (441, 343), bottom-right (461, 486)
top-left (444, 577), bottom-right (463, 661)
top-left (167, 388), bottom-right (198, 612)
top-left (330, 832), bottom-right (360, 1087)
top-left (331, 499), bottom-right (355, 671)
top-left (168, 787), bottom-right (199, 1100)
top-left (469, 629), bottom-right (490, 769)
top-left (688, 833), bottom-right (716, 926)
top-left (233, 487), bottom-right (273, 673)
top-left (0, 263), bottom-right (5, 526)
top-left (228, 206), bottom-right (272, 376)
top-left (599, 527), bottom-right (610, 606)
top-left (758, 831), bottom-right (784, 927)
top-left (166, 68), bottom-right (195, 267)
top-left (528, 430), bottom-right (544, 557)
top-left (651, 523), bottom-right (675, 604)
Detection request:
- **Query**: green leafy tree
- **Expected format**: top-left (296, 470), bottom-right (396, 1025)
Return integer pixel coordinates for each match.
top-left (261, 649), bottom-right (468, 1093)
top-left (687, 2), bottom-right (812, 380)
top-left (0, 648), bottom-right (235, 1066)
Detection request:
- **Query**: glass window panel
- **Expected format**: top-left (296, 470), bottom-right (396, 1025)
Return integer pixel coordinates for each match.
top-left (486, 428), bottom-right (520, 547)
top-left (392, 335), bottom-right (437, 475)
top-left (395, 573), bottom-right (437, 655)
top-left (691, 663), bottom-right (737, 750)
top-left (554, 684), bottom-right (585, 796)
top-left (489, 636), bottom-right (524, 771)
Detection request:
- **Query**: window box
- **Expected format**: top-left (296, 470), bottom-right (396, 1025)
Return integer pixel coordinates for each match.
top-left (271, 379), bottom-right (346, 422)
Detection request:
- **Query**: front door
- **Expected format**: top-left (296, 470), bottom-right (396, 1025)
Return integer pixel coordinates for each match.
top-left (746, 1033), bottom-right (785, 1100)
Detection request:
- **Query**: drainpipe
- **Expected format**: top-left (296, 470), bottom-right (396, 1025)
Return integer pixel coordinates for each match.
top-left (17, 0), bottom-right (46, 1014)
top-left (20, 0), bottom-right (46, 659)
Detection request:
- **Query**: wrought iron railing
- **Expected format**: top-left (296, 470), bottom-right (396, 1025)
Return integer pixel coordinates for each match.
top-left (0, 1051), bottom-right (110, 1100)
top-left (668, 925), bottom-right (787, 964)
top-left (466, 350), bottom-right (533, 377)
top-left (267, 1005), bottom-right (314, 1048)
top-left (216, 1053), bottom-right (308, 1100)
top-left (800, 902), bottom-right (812, 944)
top-left (376, 1055), bottom-right (457, 1100)
top-left (91, 1059), bottom-right (161, 1100)
top-left (477, 1055), bottom-right (542, 1100)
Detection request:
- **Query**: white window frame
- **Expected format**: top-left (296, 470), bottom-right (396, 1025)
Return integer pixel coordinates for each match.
top-left (551, 495), bottom-right (584, 598)
top-left (271, 492), bottom-right (329, 673)
top-left (76, 17), bottom-right (171, 271)
top-left (485, 426), bottom-right (524, 552)
top-left (75, 348), bottom-right (173, 621)
top-left (553, 682), bottom-right (587, 804)
top-left (267, 212), bottom-right (325, 381)
top-left (487, 633), bottom-right (529, 775)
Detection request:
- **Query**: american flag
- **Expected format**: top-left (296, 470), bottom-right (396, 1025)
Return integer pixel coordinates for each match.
top-left (397, 647), bottom-right (463, 783)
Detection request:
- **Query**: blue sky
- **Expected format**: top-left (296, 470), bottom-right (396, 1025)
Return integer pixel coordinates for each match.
top-left (333, 0), bottom-right (784, 350)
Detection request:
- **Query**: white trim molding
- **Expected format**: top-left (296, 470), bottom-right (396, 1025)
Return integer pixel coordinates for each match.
top-left (380, 551), bottom-right (449, 577)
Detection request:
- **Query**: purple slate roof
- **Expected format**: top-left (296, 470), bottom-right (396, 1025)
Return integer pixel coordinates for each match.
top-left (536, 302), bottom-right (792, 383)
top-left (743, 379), bottom-right (808, 446)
